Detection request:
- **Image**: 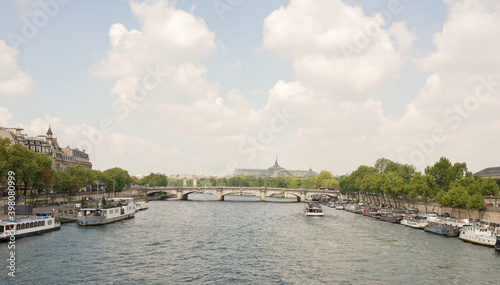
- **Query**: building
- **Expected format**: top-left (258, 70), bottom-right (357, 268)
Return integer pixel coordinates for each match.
top-left (234, 158), bottom-right (318, 178)
top-left (0, 126), bottom-right (92, 170)
top-left (473, 167), bottom-right (500, 179)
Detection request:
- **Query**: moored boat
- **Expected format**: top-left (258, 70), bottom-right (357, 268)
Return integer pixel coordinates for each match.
top-left (135, 200), bottom-right (149, 212)
top-left (77, 197), bottom-right (136, 226)
top-left (401, 217), bottom-right (428, 229)
top-left (363, 208), bottom-right (381, 219)
top-left (335, 204), bottom-right (344, 210)
top-left (424, 221), bottom-right (460, 237)
top-left (495, 229), bottom-right (500, 251)
top-left (442, 217), bottom-right (469, 229)
top-left (459, 224), bottom-right (497, 247)
top-left (0, 212), bottom-right (61, 241)
top-left (379, 211), bottom-right (403, 223)
top-left (304, 203), bottom-right (324, 216)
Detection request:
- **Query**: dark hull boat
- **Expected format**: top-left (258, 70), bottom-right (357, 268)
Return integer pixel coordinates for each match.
top-left (424, 221), bottom-right (459, 237)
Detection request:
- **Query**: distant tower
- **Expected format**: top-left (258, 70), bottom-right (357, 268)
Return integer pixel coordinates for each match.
top-left (193, 173), bottom-right (198, 188)
top-left (46, 126), bottom-right (53, 139)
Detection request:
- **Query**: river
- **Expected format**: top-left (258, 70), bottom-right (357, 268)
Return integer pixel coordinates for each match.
top-left (2, 194), bottom-right (500, 284)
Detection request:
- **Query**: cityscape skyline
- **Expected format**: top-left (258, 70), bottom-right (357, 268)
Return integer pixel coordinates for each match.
top-left (1, 0), bottom-right (499, 176)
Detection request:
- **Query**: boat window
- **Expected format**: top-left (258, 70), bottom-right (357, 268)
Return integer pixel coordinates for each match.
top-left (0, 226), bottom-right (3, 233)
top-left (42, 221), bottom-right (45, 226)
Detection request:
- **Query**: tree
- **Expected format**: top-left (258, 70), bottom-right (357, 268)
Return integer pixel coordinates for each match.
top-left (467, 193), bottom-right (486, 218)
top-left (408, 172), bottom-right (437, 213)
top-left (447, 182), bottom-right (470, 219)
top-left (102, 167), bottom-right (132, 192)
top-left (425, 157), bottom-right (470, 191)
top-left (381, 172), bottom-right (405, 208)
top-left (0, 138), bottom-right (11, 180)
top-left (55, 170), bottom-right (72, 191)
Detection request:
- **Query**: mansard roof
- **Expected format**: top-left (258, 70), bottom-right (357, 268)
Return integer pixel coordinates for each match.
top-left (473, 167), bottom-right (500, 177)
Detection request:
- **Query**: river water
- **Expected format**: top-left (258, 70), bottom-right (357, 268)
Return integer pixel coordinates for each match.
top-left (2, 194), bottom-right (500, 284)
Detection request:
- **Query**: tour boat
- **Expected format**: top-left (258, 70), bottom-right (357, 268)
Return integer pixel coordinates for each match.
top-left (304, 203), bottom-right (324, 216)
top-left (0, 212), bottom-right (61, 241)
top-left (77, 197), bottom-right (136, 226)
top-left (459, 224), bottom-right (497, 247)
top-left (424, 221), bottom-right (460, 237)
top-left (135, 200), bottom-right (149, 212)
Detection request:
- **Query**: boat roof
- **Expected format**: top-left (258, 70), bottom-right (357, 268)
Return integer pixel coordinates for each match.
top-left (0, 216), bottom-right (50, 224)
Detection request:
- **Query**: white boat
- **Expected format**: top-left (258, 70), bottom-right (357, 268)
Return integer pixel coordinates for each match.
top-left (77, 197), bottom-right (135, 226)
top-left (459, 224), bottom-right (498, 247)
top-left (304, 203), bottom-right (324, 216)
top-left (335, 204), bottom-right (344, 210)
top-left (135, 200), bottom-right (149, 212)
top-left (0, 212), bottom-right (61, 241)
top-left (401, 217), bottom-right (428, 229)
top-left (442, 217), bottom-right (469, 229)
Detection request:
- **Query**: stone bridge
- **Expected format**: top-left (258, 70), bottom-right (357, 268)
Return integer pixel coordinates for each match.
top-left (129, 186), bottom-right (340, 202)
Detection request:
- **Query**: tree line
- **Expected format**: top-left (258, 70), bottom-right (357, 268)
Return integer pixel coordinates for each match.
top-left (3, 136), bottom-right (499, 216)
top-left (338, 157), bottom-right (500, 216)
top-left (1, 138), bottom-right (133, 195)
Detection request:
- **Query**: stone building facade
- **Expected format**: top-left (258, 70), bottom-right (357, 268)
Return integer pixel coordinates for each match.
top-left (0, 126), bottom-right (92, 170)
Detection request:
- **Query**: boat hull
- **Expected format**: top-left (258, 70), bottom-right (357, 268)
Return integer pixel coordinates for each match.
top-left (304, 212), bottom-right (324, 216)
top-left (77, 213), bottom-right (135, 226)
top-left (459, 235), bottom-right (495, 247)
top-left (379, 216), bottom-right (403, 223)
top-left (0, 216), bottom-right (61, 242)
top-left (459, 226), bottom-right (496, 247)
top-left (0, 225), bottom-right (61, 242)
top-left (424, 225), bottom-right (459, 237)
top-left (401, 220), bottom-right (427, 229)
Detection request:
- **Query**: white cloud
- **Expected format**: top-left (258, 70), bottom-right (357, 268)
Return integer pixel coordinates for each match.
top-left (389, 22), bottom-right (417, 53)
top-left (387, 0), bottom-right (500, 172)
top-left (419, 0), bottom-right (500, 74)
top-left (0, 106), bottom-right (14, 126)
top-left (0, 41), bottom-right (35, 96)
top-left (92, 0), bottom-right (216, 78)
top-left (262, 0), bottom-right (409, 95)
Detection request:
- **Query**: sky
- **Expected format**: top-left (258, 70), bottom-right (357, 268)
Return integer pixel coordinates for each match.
top-left (1, 0), bottom-right (499, 177)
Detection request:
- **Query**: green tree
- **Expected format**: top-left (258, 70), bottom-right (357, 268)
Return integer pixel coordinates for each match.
top-left (381, 172), bottom-right (405, 208)
top-left (447, 182), bottom-right (470, 219)
top-left (425, 157), bottom-right (470, 191)
top-left (315, 170), bottom-right (333, 188)
top-left (408, 172), bottom-right (437, 213)
top-left (0, 138), bottom-right (11, 180)
top-left (467, 193), bottom-right (486, 216)
top-left (102, 167), bottom-right (132, 192)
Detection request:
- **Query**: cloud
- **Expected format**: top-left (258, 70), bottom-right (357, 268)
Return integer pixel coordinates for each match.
top-left (262, 0), bottom-right (410, 95)
top-left (0, 106), bottom-right (14, 126)
top-left (92, 1), bottom-right (216, 78)
top-left (0, 41), bottom-right (36, 96)
top-left (24, 114), bottom-right (179, 173)
top-left (419, 0), bottom-right (500, 74)
top-left (388, 0), bottom-right (500, 171)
